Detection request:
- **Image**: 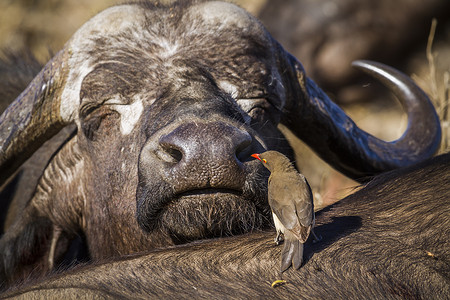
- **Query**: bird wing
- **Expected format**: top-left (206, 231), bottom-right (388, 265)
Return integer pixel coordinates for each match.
top-left (268, 173), bottom-right (313, 243)
top-left (293, 173), bottom-right (314, 228)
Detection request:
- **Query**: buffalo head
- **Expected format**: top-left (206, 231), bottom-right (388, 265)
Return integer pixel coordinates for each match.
top-left (0, 0), bottom-right (441, 284)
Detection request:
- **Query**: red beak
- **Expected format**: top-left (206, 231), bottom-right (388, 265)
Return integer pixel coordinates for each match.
top-left (251, 153), bottom-right (261, 161)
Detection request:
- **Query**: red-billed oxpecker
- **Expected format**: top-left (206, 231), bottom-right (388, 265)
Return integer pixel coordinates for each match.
top-left (252, 151), bottom-right (316, 272)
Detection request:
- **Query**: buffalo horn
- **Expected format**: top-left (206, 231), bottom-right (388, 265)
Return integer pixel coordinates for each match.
top-left (284, 58), bottom-right (441, 181)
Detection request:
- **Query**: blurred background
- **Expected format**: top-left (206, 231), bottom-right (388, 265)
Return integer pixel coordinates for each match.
top-left (0, 0), bottom-right (448, 208)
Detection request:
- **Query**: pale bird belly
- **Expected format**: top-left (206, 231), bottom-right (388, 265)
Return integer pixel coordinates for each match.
top-left (272, 212), bottom-right (285, 233)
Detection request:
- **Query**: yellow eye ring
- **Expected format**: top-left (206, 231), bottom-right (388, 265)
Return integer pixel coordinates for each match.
top-left (262, 159), bottom-right (267, 163)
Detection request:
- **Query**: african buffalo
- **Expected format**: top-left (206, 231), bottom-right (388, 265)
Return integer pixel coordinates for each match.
top-left (2, 153), bottom-right (449, 299)
top-left (0, 0), bottom-right (441, 288)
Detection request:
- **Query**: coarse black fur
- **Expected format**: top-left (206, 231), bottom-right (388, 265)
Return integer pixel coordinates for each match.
top-left (2, 153), bottom-right (448, 299)
top-left (0, 0), bottom-right (443, 290)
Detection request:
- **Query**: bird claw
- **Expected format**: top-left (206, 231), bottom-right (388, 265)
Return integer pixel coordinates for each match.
top-left (274, 231), bottom-right (284, 245)
top-left (311, 230), bottom-right (322, 243)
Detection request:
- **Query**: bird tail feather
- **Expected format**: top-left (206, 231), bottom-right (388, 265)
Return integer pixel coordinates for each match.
top-left (280, 240), bottom-right (304, 272)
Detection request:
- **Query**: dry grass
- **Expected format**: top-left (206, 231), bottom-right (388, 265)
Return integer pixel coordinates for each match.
top-left (412, 19), bottom-right (450, 153)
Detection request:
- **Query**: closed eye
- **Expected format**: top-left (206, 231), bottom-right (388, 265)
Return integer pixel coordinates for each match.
top-left (236, 98), bottom-right (269, 114)
top-left (80, 96), bottom-right (126, 118)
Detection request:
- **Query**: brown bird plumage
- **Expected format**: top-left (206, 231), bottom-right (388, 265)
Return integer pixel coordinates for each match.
top-left (252, 151), bottom-right (316, 272)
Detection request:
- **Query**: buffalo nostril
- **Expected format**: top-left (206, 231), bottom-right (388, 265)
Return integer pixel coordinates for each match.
top-left (167, 147), bottom-right (183, 162)
top-left (235, 135), bottom-right (252, 163)
top-left (155, 143), bottom-right (183, 164)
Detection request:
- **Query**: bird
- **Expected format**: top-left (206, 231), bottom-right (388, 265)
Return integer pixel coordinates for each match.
top-left (252, 151), bottom-right (317, 272)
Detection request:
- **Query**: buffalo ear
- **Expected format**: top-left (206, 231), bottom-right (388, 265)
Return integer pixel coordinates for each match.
top-left (0, 210), bottom-right (52, 288)
top-left (0, 202), bottom-right (78, 289)
top-left (0, 209), bottom-right (87, 290)
top-left (0, 136), bottom-right (87, 289)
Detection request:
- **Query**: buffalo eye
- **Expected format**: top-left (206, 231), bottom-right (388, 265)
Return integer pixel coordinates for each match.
top-left (237, 97), bottom-right (279, 125)
top-left (80, 101), bottom-right (120, 141)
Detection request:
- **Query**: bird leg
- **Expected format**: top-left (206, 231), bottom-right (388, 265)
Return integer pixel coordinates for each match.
top-left (274, 230), bottom-right (284, 245)
top-left (311, 229), bottom-right (322, 243)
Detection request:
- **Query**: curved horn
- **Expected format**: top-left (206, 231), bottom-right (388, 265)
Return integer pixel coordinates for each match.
top-left (0, 6), bottom-right (150, 186)
top-left (282, 58), bottom-right (441, 181)
top-left (0, 48), bottom-right (73, 185)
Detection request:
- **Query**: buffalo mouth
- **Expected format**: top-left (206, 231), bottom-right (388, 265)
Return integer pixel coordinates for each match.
top-left (175, 188), bottom-right (243, 199)
top-left (164, 191), bottom-right (268, 243)
top-left (137, 183), bottom-right (270, 243)
top-left (162, 187), bottom-right (246, 216)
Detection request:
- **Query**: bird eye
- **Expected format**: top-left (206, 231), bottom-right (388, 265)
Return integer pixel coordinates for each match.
top-left (262, 159), bottom-right (267, 163)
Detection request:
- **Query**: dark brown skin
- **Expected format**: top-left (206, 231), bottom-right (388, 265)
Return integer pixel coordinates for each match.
top-left (2, 153), bottom-right (449, 299)
top-left (0, 0), bottom-right (442, 288)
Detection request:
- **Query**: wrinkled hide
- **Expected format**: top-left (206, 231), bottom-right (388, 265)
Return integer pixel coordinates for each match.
top-left (0, 0), bottom-right (442, 288)
top-left (2, 153), bottom-right (449, 299)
